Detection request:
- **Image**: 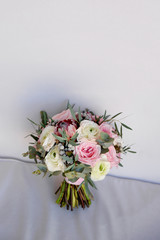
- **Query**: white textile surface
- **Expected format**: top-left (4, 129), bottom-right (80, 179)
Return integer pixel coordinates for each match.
top-left (0, 158), bottom-right (160, 240)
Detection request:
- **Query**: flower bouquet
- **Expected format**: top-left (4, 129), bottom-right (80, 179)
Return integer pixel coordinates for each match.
top-left (23, 102), bottom-right (135, 211)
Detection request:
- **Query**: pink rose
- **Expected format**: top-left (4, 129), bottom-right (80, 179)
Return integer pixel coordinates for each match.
top-left (52, 109), bottom-right (74, 121)
top-left (65, 177), bottom-right (84, 185)
top-left (99, 122), bottom-right (117, 138)
top-left (54, 119), bottom-right (77, 138)
top-left (75, 141), bottom-right (101, 167)
top-left (106, 145), bottom-right (120, 168)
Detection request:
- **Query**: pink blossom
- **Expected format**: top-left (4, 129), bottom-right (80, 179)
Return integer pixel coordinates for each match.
top-left (75, 141), bottom-right (101, 167)
top-left (106, 145), bottom-right (120, 168)
top-left (99, 122), bottom-right (117, 138)
top-left (52, 109), bottom-right (74, 121)
top-left (65, 177), bottom-right (84, 185)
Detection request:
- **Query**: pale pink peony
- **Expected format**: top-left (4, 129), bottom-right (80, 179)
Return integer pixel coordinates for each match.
top-left (99, 122), bottom-right (117, 138)
top-left (65, 177), bottom-right (84, 185)
top-left (52, 109), bottom-right (74, 121)
top-left (106, 145), bottom-right (120, 168)
top-left (75, 140), bottom-right (101, 167)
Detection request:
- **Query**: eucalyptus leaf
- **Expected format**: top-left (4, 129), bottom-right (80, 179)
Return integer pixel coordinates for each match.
top-left (75, 154), bottom-right (79, 162)
top-left (62, 155), bottom-right (74, 164)
top-left (64, 164), bottom-right (75, 172)
top-left (37, 163), bottom-right (47, 173)
top-left (52, 171), bottom-right (62, 176)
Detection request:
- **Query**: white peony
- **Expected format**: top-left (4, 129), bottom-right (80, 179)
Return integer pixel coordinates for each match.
top-left (77, 120), bottom-right (100, 141)
top-left (45, 146), bottom-right (65, 172)
top-left (39, 126), bottom-right (55, 152)
top-left (91, 154), bottom-right (110, 181)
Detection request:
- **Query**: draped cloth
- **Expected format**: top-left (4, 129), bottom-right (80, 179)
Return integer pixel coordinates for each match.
top-left (0, 158), bottom-right (160, 240)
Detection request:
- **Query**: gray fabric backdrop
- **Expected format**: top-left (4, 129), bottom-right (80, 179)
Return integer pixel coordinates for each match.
top-left (0, 158), bottom-right (160, 240)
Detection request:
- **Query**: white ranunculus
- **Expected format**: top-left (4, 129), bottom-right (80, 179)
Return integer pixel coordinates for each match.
top-left (39, 126), bottom-right (55, 152)
top-left (113, 136), bottom-right (123, 147)
top-left (45, 146), bottom-right (65, 172)
top-left (91, 154), bottom-right (110, 181)
top-left (77, 120), bottom-right (100, 141)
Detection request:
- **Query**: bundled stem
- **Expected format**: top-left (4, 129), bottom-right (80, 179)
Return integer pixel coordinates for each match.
top-left (55, 180), bottom-right (93, 211)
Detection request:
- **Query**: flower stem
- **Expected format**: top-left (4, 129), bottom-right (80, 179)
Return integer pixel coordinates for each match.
top-left (55, 179), bottom-right (93, 211)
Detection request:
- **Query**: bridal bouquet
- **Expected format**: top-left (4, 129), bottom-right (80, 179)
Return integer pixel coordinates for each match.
top-left (23, 102), bottom-right (135, 210)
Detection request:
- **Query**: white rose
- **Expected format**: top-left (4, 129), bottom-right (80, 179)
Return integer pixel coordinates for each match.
top-left (45, 146), bottom-right (65, 172)
top-left (77, 120), bottom-right (100, 141)
top-left (113, 136), bottom-right (123, 147)
top-left (39, 126), bottom-right (55, 152)
top-left (91, 154), bottom-right (110, 181)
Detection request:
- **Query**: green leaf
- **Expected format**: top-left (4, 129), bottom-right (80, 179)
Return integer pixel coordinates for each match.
top-left (75, 154), bottom-right (79, 162)
top-left (65, 171), bottom-right (76, 179)
top-left (40, 111), bottom-right (48, 126)
top-left (37, 163), bottom-right (47, 172)
top-left (52, 133), bottom-right (66, 142)
top-left (114, 122), bottom-right (120, 135)
top-left (68, 177), bottom-right (79, 183)
top-left (128, 150), bottom-right (136, 153)
top-left (75, 172), bottom-right (86, 178)
top-left (118, 162), bottom-right (123, 167)
top-left (78, 107), bottom-right (82, 122)
top-left (100, 132), bottom-right (113, 143)
top-left (62, 155), bottom-right (74, 164)
top-left (58, 129), bottom-right (67, 139)
top-left (84, 180), bottom-right (93, 199)
top-left (100, 147), bottom-right (109, 154)
top-left (68, 104), bottom-right (77, 122)
top-left (70, 132), bottom-right (79, 141)
top-left (64, 163), bottom-right (75, 172)
top-left (68, 140), bottom-right (79, 146)
top-left (121, 123), bottom-right (132, 130)
top-left (22, 152), bottom-right (29, 157)
top-left (66, 100), bottom-right (70, 109)
top-left (120, 125), bottom-right (123, 137)
top-left (27, 118), bottom-right (39, 126)
top-left (87, 176), bottom-right (97, 189)
top-left (30, 134), bottom-right (39, 141)
top-left (52, 171), bottom-right (62, 176)
top-left (77, 181), bottom-right (85, 191)
top-left (102, 141), bottom-right (113, 149)
top-left (111, 112), bottom-right (122, 119)
top-left (28, 146), bottom-right (37, 159)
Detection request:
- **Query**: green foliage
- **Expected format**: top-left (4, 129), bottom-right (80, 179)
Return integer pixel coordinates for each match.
top-left (68, 103), bottom-right (77, 122)
top-left (62, 155), bottom-right (74, 164)
top-left (37, 163), bottom-right (47, 173)
top-left (40, 111), bottom-right (48, 127)
top-left (121, 123), bottom-right (132, 130)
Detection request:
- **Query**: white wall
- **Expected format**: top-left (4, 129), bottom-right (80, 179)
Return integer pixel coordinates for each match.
top-left (0, 0), bottom-right (160, 183)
